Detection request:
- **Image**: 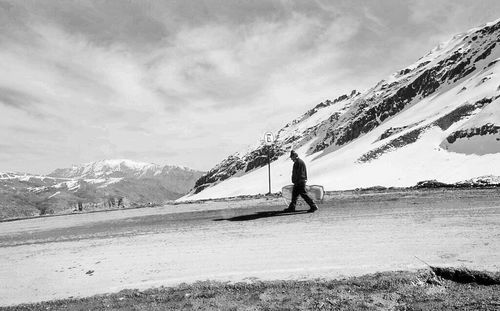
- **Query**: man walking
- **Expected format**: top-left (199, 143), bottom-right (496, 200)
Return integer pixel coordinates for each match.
top-left (284, 150), bottom-right (318, 213)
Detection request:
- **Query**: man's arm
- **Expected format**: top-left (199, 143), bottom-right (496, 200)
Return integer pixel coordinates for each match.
top-left (291, 162), bottom-right (298, 183)
top-left (300, 160), bottom-right (308, 182)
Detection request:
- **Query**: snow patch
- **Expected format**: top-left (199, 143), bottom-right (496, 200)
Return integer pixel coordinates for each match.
top-left (66, 180), bottom-right (80, 191)
top-left (97, 178), bottom-right (123, 188)
top-left (48, 191), bottom-right (61, 199)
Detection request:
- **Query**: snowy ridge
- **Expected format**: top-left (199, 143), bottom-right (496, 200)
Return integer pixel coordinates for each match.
top-left (50, 159), bottom-right (162, 179)
top-left (190, 91), bottom-right (360, 195)
top-left (183, 19), bottom-right (500, 200)
top-left (2, 159), bottom-right (205, 196)
top-left (1, 159), bottom-right (205, 219)
top-left (0, 172), bottom-right (59, 181)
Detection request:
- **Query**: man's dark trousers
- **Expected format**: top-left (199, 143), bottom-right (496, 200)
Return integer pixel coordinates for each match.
top-left (289, 181), bottom-right (316, 209)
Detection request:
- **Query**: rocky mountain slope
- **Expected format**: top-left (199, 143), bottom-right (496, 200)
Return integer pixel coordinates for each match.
top-left (184, 18), bottom-right (500, 200)
top-left (48, 159), bottom-right (201, 195)
top-left (0, 160), bottom-right (204, 219)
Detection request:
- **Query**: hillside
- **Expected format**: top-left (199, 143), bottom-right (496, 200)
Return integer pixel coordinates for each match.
top-left (184, 18), bottom-right (500, 200)
top-left (0, 160), bottom-right (204, 219)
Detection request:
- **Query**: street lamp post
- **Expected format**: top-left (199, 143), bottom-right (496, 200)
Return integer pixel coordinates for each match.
top-left (264, 132), bottom-right (274, 195)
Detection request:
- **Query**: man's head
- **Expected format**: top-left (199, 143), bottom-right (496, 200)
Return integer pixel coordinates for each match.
top-left (290, 150), bottom-right (298, 162)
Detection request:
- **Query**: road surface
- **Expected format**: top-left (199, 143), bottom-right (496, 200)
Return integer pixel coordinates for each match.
top-left (1, 189), bottom-right (499, 306)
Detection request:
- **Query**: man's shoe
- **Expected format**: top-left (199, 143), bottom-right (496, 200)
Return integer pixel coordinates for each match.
top-left (283, 207), bottom-right (296, 212)
top-left (307, 206), bottom-right (318, 213)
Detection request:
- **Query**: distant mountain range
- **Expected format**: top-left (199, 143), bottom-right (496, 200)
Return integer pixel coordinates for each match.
top-left (0, 159), bottom-right (204, 219)
top-left (184, 18), bottom-right (500, 200)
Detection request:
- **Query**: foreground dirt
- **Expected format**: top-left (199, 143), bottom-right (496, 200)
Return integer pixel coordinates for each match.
top-left (1, 188), bottom-right (499, 307)
top-left (2, 270), bottom-right (500, 310)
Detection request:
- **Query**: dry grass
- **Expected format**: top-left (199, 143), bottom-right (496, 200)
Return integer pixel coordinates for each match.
top-left (3, 270), bottom-right (500, 311)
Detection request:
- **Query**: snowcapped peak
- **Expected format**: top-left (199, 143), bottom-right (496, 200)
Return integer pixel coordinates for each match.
top-left (422, 18), bottom-right (500, 64)
top-left (88, 158), bottom-right (154, 167)
top-left (486, 17), bottom-right (500, 27)
top-left (48, 159), bottom-right (159, 179)
top-left (0, 172), bottom-right (17, 179)
top-left (48, 159), bottom-right (200, 179)
top-left (83, 159), bottom-right (159, 173)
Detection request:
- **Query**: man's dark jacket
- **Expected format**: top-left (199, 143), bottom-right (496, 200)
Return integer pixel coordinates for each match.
top-left (292, 158), bottom-right (308, 184)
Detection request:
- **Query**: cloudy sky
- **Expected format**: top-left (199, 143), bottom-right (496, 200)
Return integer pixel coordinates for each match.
top-left (1, 0), bottom-right (499, 174)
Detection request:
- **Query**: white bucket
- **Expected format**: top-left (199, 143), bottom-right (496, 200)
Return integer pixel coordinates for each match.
top-left (282, 184), bottom-right (324, 206)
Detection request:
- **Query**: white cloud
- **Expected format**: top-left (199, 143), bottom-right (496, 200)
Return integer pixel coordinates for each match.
top-left (1, 0), bottom-right (499, 174)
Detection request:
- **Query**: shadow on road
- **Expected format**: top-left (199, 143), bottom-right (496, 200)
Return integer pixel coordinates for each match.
top-left (214, 210), bottom-right (309, 222)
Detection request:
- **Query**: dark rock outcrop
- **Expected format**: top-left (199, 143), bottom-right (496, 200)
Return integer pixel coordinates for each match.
top-left (446, 123), bottom-right (500, 143)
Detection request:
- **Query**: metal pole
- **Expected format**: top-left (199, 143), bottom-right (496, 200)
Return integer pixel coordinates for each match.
top-left (267, 147), bottom-right (271, 195)
top-left (263, 132), bottom-right (274, 195)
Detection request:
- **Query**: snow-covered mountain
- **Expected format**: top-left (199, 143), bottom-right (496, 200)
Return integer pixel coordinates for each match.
top-left (48, 159), bottom-right (202, 194)
top-left (184, 18), bottom-right (500, 200)
top-left (0, 160), bottom-right (204, 219)
top-left (49, 159), bottom-right (191, 179)
top-left (48, 159), bottom-right (160, 179)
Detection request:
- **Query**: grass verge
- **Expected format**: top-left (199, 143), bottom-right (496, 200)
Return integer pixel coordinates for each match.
top-left (2, 270), bottom-right (500, 310)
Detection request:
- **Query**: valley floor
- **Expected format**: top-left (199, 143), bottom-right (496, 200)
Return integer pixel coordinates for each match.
top-left (0, 188), bottom-right (499, 307)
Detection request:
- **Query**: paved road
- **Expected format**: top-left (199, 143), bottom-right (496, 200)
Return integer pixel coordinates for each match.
top-left (1, 189), bottom-right (499, 306)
